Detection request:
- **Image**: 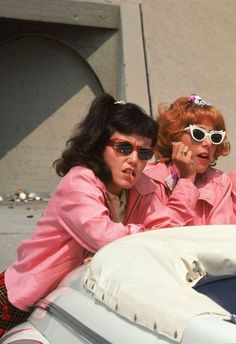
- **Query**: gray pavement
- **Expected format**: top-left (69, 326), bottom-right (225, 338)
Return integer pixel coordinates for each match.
top-left (0, 201), bottom-right (47, 271)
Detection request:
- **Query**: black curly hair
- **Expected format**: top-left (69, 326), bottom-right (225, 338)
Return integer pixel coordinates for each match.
top-left (53, 93), bottom-right (158, 184)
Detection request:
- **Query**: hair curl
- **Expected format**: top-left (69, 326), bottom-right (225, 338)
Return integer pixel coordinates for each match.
top-left (53, 93), bottom-right (158, 184)
top-left (156, 96), bottom-right (230, 164)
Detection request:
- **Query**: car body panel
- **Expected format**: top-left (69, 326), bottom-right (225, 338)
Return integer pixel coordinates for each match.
top-left (2, 225), bottom-right (236, 343)
top-left (2, 264), bottom-right (236, 344)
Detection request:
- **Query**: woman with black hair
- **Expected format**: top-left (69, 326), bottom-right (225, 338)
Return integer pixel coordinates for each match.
top-left (0, 93), bottom-right (158, 336)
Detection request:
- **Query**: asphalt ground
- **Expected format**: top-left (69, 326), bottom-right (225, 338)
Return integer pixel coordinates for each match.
top-left (0, 201), bottom-right (47, 271)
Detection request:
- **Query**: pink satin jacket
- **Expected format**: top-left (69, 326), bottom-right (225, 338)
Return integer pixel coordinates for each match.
top-left (6, 164), bottom-right (234, 311)
top-left (228, 168), bottom-right (236, 223)
top-left (6, 166), bottom-right (158, 311)
top-left (144, 162), bottom-right (234, 227)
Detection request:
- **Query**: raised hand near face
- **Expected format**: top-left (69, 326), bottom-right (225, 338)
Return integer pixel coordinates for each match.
top-left (171, 142), bottom-right (197, 182)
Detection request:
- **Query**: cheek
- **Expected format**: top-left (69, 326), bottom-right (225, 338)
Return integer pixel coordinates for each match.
top-left (179, 133), bottom-right (192, 146)
top-left (103, 147), bottom-right (116, 169)
top-left (180, 133), bottom-right (199, 151)
top-left (211, 146), bottom-right (217, 157)
top-left (103, 151), bottom-right (125, 174)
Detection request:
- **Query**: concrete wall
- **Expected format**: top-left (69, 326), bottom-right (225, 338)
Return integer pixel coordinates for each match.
top-left (0, 0), bottom-right (235, 200)
top-left (0, 17), bottom-right (118, 197)
top-left (0, 0), bottom-right (150, 197)
top-left (142, 0), bottom-right (236, 172)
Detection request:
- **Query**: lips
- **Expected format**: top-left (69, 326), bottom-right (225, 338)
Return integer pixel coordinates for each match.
top-left (197, 153), bottom-right (209, 160)
top-left (123, 169), bottom-right (136, 180)
top-left (196, 153), bottom-right (211, 164)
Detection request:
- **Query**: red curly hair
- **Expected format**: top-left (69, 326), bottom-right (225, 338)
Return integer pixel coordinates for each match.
top-left (156, 96), bottom-right (230, 164)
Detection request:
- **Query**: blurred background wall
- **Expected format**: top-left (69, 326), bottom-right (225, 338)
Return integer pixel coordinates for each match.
top-left (0, 0), bottom-right (235, 199)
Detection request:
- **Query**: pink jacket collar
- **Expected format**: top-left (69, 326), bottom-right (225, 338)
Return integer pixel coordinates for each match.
top-left (89, 167), bottom-right (157, 197)
top-left (145, 162), bottom-right (223, 206)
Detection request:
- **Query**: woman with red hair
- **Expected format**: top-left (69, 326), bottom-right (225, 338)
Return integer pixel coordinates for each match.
top-left (144, 94), bottom-right (234, 227)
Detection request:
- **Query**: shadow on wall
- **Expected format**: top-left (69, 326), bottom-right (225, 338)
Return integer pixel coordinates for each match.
top-left (0, 35), bottom-right (103, 159)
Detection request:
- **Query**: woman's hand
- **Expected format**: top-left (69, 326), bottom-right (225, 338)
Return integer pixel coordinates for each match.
top-left (172, 142), bottom-right (197, 182)
top-left (83, 256), bottom-right (93, 264)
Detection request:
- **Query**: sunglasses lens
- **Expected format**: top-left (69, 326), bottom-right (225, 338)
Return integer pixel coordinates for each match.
top-left (116, 142), bottom-right (133, 155)
top-left (211, 133), bottom-right (223, 144)
top-left (192, 128), bottom-right (205, 141)
top-left (187, 126), bottom-right (225, 145)
top-left (138, 148), bottom-right (154, 160)
top-left (113, 140), bottom-right (154, 160)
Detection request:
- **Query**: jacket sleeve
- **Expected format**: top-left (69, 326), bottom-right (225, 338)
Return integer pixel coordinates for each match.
top-left (228, 169), bottom-right (236, 223)
top-left (206, 173), bottom-right (234, 224)
top-left (143, 178), bottom-right (200, 229)
top-left (54, 169), bottom-right (144, 253)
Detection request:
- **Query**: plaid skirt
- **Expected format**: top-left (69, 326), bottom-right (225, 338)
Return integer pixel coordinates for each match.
top-left (0, 271), bottom-right (32, 338)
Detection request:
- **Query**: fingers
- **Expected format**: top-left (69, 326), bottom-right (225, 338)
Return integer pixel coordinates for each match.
top-left (172, 142), bottom-right (196, 182)
top-left (83, 256), bottom-right (93, 264)
top-left (180, 150), bottom-right (188, 157)
top-left (172, 142), bottom-right (191, 160)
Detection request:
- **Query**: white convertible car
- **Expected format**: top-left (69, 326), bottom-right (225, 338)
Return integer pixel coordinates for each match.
top-left (2, 225), bottom-right (236, 344)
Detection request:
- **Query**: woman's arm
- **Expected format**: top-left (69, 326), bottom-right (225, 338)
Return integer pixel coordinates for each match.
top-left (143, 178), bottom-right (200, 229)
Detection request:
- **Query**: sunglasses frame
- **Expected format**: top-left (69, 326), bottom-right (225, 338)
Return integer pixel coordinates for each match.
top-left (184, 124), bottom-right (226, 145)
top-left (108, 138), bottom-right (155, 161)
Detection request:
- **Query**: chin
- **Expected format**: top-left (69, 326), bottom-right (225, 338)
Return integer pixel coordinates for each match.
top-left (125, 185), bottom-right (133, 190)
top-left (197, 167), bottom-right (209, 175)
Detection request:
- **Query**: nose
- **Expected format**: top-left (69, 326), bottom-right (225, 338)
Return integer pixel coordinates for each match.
top-left (202, 136), bottom-right (212, 147)
top-left (127, 150), bottom-right (139, 164)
